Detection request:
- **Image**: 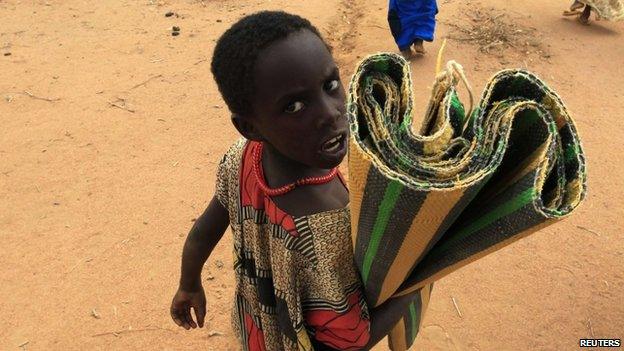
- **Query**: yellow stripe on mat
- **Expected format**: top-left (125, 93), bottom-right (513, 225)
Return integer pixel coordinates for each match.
top-left (296, 327), bottom-right (313, 351)
top-left (376, 189), bottom-right (465, 306)
top-left (348, 140), bottom-right (373, 248)
top-left (393, 219), bottom-right (556, 298)
top-left (388, 317), bottom-right (407, 351)
top-left (420, 284), bottom-right (432, 314)
top-left (542, 93), bottom-right (568, 130)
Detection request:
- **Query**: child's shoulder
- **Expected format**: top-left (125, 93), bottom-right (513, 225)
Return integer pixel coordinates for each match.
top-left (215, 137), bottom-right (248, 208)
top-left (218, 137), bottom-right (248, 169)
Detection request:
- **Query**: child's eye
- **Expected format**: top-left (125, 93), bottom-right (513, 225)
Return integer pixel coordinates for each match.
top-left (324, 79), bottom-right (339, 92)
top-left (285, 101), bottom-right (305, 113)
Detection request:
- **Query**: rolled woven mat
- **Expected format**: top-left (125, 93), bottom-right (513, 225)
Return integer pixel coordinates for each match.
top-left (347, 53), bottom-right (587, 311)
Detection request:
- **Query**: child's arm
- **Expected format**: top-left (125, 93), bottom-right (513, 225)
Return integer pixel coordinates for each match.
top-left (170, 196), bottom-right (230, 330)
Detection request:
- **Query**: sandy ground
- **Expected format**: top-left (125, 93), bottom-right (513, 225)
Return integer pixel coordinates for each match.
top-left (1, 0), bottom-right (623, 350)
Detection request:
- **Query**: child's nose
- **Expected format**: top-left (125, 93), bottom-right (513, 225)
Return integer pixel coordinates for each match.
top-left (316, 98), bottom-right (342, 129)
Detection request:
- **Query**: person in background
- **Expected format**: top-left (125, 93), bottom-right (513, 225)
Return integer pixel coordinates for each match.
top-left (387, 0), bottom-right (438, 59)
top-left (563, 0), bottom-right (624, 24)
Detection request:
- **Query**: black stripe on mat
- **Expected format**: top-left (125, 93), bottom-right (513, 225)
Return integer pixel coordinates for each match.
top-left (493, 107), bottom-right (551, 180)
top-left (364, 186), bottom-right (428, 305)
top-left (558, 123), bottom-right (582, 182)
top-left (353, 165), bottom-right (389, 269)
top-left (369, 292), bottom-right (416, 340)
top-left (412, 201), bottom-right (545, 287)
top-left (488, 73), bottom-right (547, 107)
top-left (402, 182), bottom-right (485, 283)
top-left (405, 171), bottom-right (545, 287)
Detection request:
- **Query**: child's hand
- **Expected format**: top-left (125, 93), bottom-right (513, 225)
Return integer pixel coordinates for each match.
top-left (170, 286), bottom-right (206, 330)
top-left (171, 197), bottom-right (228, 330)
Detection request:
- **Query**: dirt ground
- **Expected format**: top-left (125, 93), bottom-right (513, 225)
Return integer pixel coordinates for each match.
top-left (1, 0), bottom-right (623, 350)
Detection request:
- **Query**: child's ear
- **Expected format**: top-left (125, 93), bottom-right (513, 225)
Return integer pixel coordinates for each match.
top-left (231, 114), bottom-right (264, 141)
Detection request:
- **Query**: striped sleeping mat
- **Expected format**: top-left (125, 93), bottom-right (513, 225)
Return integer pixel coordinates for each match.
top-left (346, 53), bottom-right (587, 349)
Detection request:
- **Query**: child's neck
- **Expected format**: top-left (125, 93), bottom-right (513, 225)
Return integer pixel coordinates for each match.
top-left (261, 142), bottom-right (332, 187)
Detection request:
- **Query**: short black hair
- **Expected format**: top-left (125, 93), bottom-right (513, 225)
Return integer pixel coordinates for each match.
top-left (211, 11), bottom-right (326, 116)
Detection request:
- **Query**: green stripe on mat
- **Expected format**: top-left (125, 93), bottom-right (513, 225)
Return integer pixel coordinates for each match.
top-left (565, 143), bottom-right (579, 162)
top-left (435, 187), bottom-right (535, 253)
top-left (373, 59), bottom-right (390, 73)
top-left (450, 93), bottom-right (465, 125)
top-left (408, 301), bottom-right (417, 342)
top-left (362, 180), bottom-right (403, 283)
top-left (513, 109), bottom-right (540, 137)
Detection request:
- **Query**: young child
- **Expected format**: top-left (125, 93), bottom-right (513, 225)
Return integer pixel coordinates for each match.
top-left (387, 0), bottom-right (438, 58)
top-left (170, 11), bottom-right (412, 351)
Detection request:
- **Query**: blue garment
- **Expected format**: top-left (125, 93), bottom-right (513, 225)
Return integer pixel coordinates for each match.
top-left (388, 0), bottom-right (438, 51)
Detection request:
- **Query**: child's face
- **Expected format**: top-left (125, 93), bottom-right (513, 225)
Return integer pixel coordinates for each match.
top-left (246, 29), bottom-right (348, 169)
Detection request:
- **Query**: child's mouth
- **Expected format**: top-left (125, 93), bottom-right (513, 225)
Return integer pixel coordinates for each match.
top-left (321, 133), bottom-right (345, 153)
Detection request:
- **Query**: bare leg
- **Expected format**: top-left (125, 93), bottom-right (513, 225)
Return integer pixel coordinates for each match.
top-left (579, 5), bottom-right (591, 24)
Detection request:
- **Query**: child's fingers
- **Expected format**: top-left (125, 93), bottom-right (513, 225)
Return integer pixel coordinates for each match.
top-left (184, 307), bottom-right (197, 329)
top-left (170, 306), bottom-right (189, 329)
top-left (182, 308), bottom-right (193, 329)
top-left (180, 307), bottom-right (192, 329)
top-left (181, 304), bottom-right (195, 329)
top-left (170, 307), bottom-right (182, 326)
top-left (194, 305), bottom-right (206, 328)
top-left (172, 315), bottom-right (184, 327)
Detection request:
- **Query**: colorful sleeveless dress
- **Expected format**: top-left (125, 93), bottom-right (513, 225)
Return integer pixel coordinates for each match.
top-left (215, 138), bottom-right (371, 351)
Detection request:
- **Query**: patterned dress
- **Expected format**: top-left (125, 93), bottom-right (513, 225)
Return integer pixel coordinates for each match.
top-left (215, 138), bottom-right (371, 351)
top-left (582, 0), bottom-right (624, 20)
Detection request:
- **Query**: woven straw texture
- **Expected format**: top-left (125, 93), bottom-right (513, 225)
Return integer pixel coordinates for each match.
top-left (347, 53), bottom-right (587, 350)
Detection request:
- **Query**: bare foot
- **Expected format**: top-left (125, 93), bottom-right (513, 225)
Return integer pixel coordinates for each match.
top-left (563, 9), bottom-right (582, 16)
top-left (564, 0), bottom-right (585, 16)
top-left (413, 40), bottom-right (426, 55)
top-left (400, 48), bottom-right (414, 60)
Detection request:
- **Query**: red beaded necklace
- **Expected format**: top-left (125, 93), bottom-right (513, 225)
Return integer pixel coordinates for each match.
top-left (252, 142), bottom-right (339, 196)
